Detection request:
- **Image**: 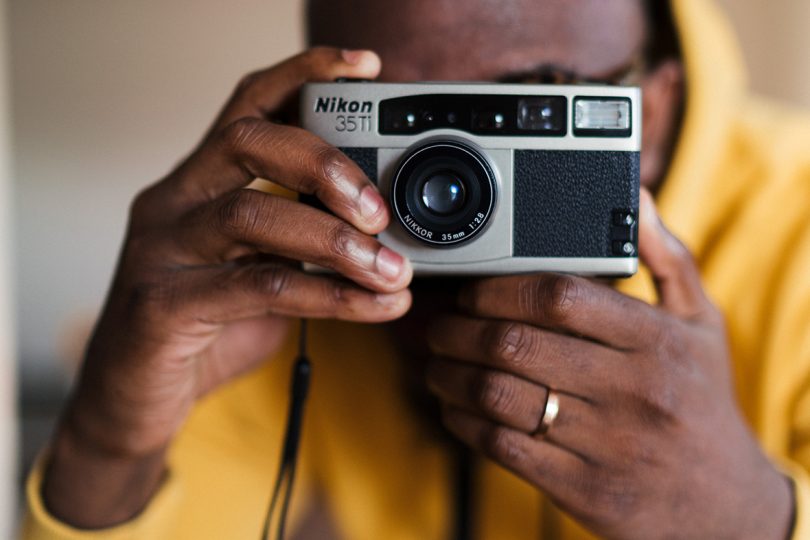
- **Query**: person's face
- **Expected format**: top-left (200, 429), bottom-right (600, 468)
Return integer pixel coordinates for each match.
top-left (308, 0), bottom-right (684, 188)
top-left (309, 0), bottom-right (644, 83)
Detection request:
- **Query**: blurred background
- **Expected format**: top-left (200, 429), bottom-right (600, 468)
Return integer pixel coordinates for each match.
top-left (1, 0), bottom-right (809, 534)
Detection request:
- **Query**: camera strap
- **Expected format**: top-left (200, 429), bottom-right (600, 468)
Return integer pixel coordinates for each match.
top-left (261, 320), bottom-right (311, 540)
top-left (453, 447), bottom-right (473, 540)
top-left (259, 320), bottom-right (476, 540)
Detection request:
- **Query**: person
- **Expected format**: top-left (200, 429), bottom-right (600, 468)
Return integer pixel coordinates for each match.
top-left (22, 0), bottom-right (810, 538)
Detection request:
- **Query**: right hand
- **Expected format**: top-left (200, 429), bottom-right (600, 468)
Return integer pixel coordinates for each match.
top-left (43, 47), bottom-right (412, 528)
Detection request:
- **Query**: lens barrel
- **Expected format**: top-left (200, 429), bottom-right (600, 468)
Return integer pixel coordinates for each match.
top-left (391, 141), bottom-right (496, 246)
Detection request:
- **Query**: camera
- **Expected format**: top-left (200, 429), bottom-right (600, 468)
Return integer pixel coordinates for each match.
top-left (301, 82), bottom-right (641, 276)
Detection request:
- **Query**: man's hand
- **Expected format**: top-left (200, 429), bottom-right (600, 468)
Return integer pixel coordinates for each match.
top-left (426, 191), bottom-right (794, 539)
top-left (43, 48), bottom-right (413, 528)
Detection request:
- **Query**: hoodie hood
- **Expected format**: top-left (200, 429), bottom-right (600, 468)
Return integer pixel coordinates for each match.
top-left (658, 0), bottom-right (749, 255)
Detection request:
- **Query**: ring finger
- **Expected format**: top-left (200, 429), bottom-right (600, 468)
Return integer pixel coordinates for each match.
top-left (426, 358), bottom-right (606, 461)
top-left (427, 314), bottom-right (625, 397)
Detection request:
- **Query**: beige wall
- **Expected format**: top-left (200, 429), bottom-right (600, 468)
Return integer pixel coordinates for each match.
top-left (718, 0), bottom-right (810, 106)
top-left (9, 1), bottom-right (810, 386)
top-left (0, 0), bottom-right (16, 533)
top-left (11, 0), bottom-right (306, 382)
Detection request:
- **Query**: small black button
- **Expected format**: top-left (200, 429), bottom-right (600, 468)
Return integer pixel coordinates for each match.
top-left (612, 210), bottom-right (636, 227)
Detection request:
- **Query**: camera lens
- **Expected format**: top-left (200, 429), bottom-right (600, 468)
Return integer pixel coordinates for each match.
top-left (421, 173), bottom-right (466, 216)
top-left (391, 140), bottom-right (496, 247)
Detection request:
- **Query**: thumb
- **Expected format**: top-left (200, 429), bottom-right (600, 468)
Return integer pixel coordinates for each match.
top-left (638, 189), bottom-right (710, 320)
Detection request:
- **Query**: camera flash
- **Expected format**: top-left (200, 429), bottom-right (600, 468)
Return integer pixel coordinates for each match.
top-left (574, 99), bottom-right (630, 131)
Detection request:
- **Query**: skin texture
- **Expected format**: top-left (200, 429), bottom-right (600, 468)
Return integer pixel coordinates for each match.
top-left (425, 193), bottom-right (792, 539)
top-left (42, 1), bottom-right (793, 538)
top-left (43, 48), bottom-right (414, 527)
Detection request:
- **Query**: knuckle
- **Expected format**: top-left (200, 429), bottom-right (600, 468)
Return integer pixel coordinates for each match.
top-left (474, 371), bottom-right (517, 417)
top-left (329, 283), bottom-right (352, 312)
top-left (488, 322), bottom-right (534, 370)
top-left (628, 371), bottom-right (681, 428)
top-left (312, 145), bottom-right (351, 188)
top-left (217, 190), bottom-right (265, 239)
top-left (129, 186), bottom-right (154, 221)
top-left (251, 265), bottom-right (292, 301)
top-left (545, 275), bottom-right (579, 322)
top-left (220, 117), bottom-right (266, 156)
top-left (128, 184), bottom-right (173, 230)
top-left (521, 275), bottom-right (579, 324)
top-left (325, 221), bottom-right (360, 265)
top-left (482, 425), bottom-right (525, 466)
top-left (234, 70), bottom-right (263, 97)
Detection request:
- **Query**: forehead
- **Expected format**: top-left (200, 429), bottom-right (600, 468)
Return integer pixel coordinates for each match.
top-left (307, 0), bottom-right (646, 81)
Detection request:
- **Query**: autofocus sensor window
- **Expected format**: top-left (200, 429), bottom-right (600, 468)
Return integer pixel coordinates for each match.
top-left (391, 141), bottom-right (496, 246)
top-left (517, 97), bottom-right (566, 134)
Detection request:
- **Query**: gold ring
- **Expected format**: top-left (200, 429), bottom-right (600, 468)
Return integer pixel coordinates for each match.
top-left (536, 390), bottom-right (560, 436)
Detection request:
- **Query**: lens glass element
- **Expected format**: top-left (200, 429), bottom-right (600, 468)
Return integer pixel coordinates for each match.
top-left (421, 173), bottom-right (466, 216)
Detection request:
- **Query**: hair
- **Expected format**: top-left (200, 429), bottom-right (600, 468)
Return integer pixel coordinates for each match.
top-left (642, 1), bottom-right (682, 68)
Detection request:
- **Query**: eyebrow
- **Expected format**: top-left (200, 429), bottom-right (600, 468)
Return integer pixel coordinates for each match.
top-left (494, 63), bottom-right (582, 84)
top-left (494, 58), bottom-right (642, 85)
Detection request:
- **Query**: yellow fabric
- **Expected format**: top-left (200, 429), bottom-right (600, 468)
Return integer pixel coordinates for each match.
top-left (22, 454), bottom-right (182, 539)
top-left (22, 0), bottom-right (810, 538)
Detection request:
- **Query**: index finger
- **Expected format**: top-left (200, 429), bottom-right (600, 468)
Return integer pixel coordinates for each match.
top-left (206, 47), bottom-right (381, 140)
top-left (177, 120), bottom-right (387, 234)
top-left (458, 274), bottom-right (664, 349)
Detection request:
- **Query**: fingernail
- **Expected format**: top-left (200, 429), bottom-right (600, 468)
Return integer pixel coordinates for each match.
top-left (375, 292), bottom-right (404, 308)
top-left (639, 189), bottom-right (661, 230)
top-left (639, 189), bottom-right (653, 214)
top-left (359, 186), bottom-right (384, 222)
top-left (341, 49), bottom-right (367, 65)
top-left (376, 246), bottom-right (405, 281)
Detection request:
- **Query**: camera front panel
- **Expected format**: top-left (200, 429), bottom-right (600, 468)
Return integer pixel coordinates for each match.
top-left (302, 82), bottom-right (641, 276)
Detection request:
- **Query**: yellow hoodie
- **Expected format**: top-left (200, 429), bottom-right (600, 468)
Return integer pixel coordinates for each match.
top-left (22, 0), bottom-right (810, 538)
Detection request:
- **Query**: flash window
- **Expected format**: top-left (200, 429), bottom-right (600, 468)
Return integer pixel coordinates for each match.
top-left (573, 97), bottom-right (632, 138)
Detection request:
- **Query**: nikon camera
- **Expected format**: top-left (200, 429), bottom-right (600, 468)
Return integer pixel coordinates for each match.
top-left (301, 82), bottom-right (641, 276)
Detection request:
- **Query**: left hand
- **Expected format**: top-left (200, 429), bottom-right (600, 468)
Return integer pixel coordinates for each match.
top-left (425, 191), bottom-right (794, 540)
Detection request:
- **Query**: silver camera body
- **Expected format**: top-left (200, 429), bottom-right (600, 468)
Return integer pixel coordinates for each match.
top-left (301, 82), bottom-right (641, 276)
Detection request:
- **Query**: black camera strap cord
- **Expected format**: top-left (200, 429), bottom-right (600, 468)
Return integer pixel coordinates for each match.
top-left (259, 319), bottom-right (474, 540)
top-left (454, 447), bottom-right (473, 540)
top-left (261, 319), bottom-right (311, 540)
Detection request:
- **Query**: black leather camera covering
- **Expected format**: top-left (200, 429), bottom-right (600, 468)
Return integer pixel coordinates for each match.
top-left (513, 150), bottom-right (640, 258)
